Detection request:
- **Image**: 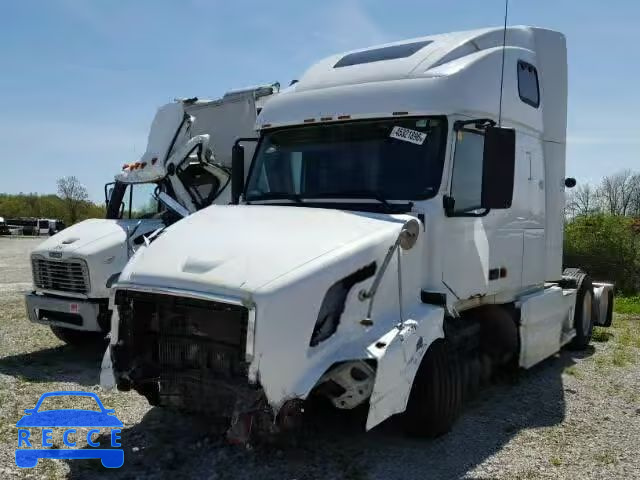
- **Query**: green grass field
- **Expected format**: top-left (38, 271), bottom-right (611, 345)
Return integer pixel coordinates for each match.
top-left (614, 295), bottom-right (640, 315)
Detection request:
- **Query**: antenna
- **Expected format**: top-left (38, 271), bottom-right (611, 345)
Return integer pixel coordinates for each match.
top-left (497, 0), bottom-right (509, 127)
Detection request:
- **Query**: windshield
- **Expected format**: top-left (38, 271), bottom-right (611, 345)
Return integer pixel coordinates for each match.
top-left (106, 181), bottom-right (165, 220)
top-left (246, 117), bottom-right (447, 202)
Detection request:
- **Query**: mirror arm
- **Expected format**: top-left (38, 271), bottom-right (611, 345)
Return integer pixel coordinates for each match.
top-left (233, 138), bottom-right (259, 149)
top-left (442, 195), bottom-right (455, 215)
top-left (454, 118), bottom-right (496, 131)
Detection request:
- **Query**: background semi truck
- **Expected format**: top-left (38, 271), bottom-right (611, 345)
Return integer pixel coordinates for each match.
top-left (103, 26), bottom-right (614, 440)
top-left (25, 84), bottom-right (278, 345)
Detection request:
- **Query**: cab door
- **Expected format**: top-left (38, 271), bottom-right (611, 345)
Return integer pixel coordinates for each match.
top-left (442, 127), bottom-right (490, 299)
top-left (441, 125), bottom-right (523, 300)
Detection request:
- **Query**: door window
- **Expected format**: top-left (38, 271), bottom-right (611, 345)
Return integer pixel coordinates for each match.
top-left (450, 130), bottom-right (484, 213)
top-left (115, 183), bottom-right (162, 219)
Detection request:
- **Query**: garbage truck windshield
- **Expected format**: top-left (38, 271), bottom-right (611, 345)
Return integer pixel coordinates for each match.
top-left (246, 116), bottom-right (447, 202)
top-left (106, 181), bottom-right (165, 220)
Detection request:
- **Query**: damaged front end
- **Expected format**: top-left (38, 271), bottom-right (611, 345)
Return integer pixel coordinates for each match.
top-left (110, 289), bottom-right (282, 441)
top-left (102, 207), bottom-right (441, 442)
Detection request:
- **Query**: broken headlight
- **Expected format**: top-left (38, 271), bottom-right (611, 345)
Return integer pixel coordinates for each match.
top-left (309, 262), bottom-right (376, 347)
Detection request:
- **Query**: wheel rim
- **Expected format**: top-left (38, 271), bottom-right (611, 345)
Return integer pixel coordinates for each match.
top-left (582, 291), bottom-right (592, 334)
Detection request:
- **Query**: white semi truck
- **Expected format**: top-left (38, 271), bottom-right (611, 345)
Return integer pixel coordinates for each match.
top-left (26, 85), bottom-right (278, 345)
top-left (102, 27), bottom-right (614, 440)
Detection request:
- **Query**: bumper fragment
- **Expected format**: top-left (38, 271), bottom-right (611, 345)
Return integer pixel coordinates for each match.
top-left (25, 292), bottom-right (102, 332)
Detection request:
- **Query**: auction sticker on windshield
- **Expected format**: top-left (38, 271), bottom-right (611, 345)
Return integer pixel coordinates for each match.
top-left (389, 126), bottom-right (427, 145)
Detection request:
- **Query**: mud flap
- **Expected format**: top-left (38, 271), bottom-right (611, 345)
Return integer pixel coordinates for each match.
top-left (365, 305), bottom-right (444, 430)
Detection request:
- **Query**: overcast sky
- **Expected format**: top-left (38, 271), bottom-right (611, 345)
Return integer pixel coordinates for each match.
top-left (1, 0), bottom-right (638, 202)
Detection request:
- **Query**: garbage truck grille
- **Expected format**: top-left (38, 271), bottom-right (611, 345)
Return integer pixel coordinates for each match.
top-left (31, 256), bottom-right (90, 294)
top-left (115, 290), bottom-right (249, 414)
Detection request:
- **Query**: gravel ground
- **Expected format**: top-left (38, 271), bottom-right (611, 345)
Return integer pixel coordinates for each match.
top-left (0, 237), bottom-right (639, 479)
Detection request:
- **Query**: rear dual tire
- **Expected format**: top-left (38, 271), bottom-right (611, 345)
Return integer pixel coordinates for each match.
top-left (564, 268), bottom-right (595, 350)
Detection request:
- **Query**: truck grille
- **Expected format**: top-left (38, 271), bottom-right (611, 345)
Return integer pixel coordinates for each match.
top-left (31, 256), bottom-right (90, 294)
top-left (114, 290), bottom-right (250, 415)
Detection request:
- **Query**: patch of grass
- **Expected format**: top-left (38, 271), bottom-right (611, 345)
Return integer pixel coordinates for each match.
top-left (594, 354), bottom-right (609, 369)
top-left (614, 296), bottom-right (640, 315)
top-left (614, 320), bottom-right (640, 348)
top-left (564, 365), bottom-right (581, 377)
top-left (594, 450), bottom-right (618, 466)
top-left (617, 329), bottom-right (638, 348)
top-left (591, 327), bottom-right (613, 343)
top-left (611, 347), bottom-right (633, 367)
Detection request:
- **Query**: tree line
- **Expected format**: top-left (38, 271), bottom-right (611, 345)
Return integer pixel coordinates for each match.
top-left (0, 176), bottom-right (105, 227)
top-left (564, 169), bottom-right (640, 294)
top-left (566, 169), bottom-right (640, 217)
top-left (2, 172), bottom-right (638, 293)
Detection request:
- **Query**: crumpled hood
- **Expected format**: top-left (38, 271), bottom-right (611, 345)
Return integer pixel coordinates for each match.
top-left (119, 205), bottom-right (408, 295)
top-left (32, 219), bottom-right (163, 258)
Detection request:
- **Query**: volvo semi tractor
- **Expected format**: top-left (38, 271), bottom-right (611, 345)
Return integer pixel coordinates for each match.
top-left (26, 85), bottom-right (278, 345)
top-left (102, 27), bottom-right (614, 440)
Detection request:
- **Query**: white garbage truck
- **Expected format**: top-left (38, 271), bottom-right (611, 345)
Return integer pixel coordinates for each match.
top-left (103, 27), bottom-right (614, 439)
top-left (26, 84), bottom-right (278, 345)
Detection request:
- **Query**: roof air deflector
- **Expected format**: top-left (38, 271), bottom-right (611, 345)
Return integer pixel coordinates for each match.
top-left (334, 40), bottom-right (432, 68)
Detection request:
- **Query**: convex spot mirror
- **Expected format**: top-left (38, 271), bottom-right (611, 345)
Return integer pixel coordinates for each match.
top-left (481, 126), bottom-right (516, 209)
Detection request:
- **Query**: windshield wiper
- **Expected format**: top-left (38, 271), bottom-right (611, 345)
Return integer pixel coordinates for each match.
top-left (248, 192), bottom-right (302, 203)
top-left (305, 190), bottom-right (394, 212)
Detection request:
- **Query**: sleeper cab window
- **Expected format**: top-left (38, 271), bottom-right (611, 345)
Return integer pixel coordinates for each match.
top-left (517, 60), bottom-right (540, 108)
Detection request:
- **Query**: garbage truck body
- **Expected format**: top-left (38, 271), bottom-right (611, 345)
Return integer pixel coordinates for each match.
top-left (25, 85), bottom-right (278, 344)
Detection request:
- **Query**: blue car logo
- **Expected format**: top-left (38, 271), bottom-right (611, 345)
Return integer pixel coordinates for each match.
top-left (15, 391), bottom-right (124, 468)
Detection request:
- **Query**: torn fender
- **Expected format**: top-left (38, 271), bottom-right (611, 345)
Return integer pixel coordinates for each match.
top-left (100, 303), bottom-right (120, 391)
top-left (365, 304), bottom-right (445, 430)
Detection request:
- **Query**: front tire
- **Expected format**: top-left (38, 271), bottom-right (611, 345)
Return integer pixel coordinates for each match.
top-left (403, 340), bottom-right (462, 437)
top-left (50, 326), bottom-right (105, 347)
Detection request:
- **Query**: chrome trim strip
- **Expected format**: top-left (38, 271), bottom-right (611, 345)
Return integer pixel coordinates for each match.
top-left (113, 282), bottom-right (245, 306)
top-left (32, 289), bottom-right (89, 300)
